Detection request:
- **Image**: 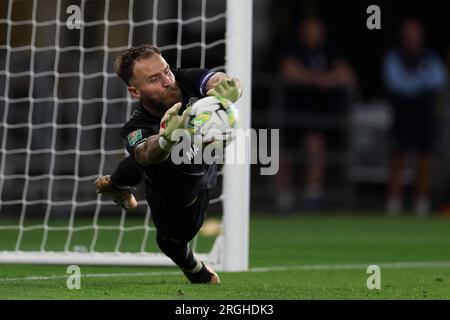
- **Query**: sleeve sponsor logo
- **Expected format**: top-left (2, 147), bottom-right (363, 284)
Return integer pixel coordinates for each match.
top-left (127, 130), bottom-right (143, 147)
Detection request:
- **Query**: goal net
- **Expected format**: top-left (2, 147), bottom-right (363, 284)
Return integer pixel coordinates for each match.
top-left (0, 0), bottom-right (251, 271)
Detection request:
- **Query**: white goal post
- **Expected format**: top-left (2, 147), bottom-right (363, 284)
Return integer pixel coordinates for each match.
top-left (0, 0), bottom-right (252, 272)
top-left (223, 0), bottom-right (252, 272)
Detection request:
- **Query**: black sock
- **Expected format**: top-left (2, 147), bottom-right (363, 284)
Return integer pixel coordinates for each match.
top-left (156, 233), bottom-right (198, 270)
top-left (110, 156), bottom-right (144, 187)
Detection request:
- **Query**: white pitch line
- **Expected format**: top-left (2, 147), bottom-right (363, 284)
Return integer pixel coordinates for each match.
top-left (249, 261), bottom-right (450, 272)
top-left (0, 271), bottom-right (181, 282)
top-left (0, 261), bottom-right (449, 282)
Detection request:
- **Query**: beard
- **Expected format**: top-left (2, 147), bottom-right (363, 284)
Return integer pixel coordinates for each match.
top-left (140, 84), bottom-right (183, 115)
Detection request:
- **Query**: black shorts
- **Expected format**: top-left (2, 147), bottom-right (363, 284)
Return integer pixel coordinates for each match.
top-left (146, 188), bottom-right (209, 243)
top-left (391, 95), bottom-right (437, 153)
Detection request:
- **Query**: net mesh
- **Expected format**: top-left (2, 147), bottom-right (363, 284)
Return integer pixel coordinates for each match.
top-left (0, 0), bottom-right (226, 259)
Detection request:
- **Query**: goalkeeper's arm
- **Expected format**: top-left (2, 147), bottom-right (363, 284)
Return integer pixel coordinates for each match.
top-left (134, 134), bottom-right (171, 166)
top-left (134, 103), bottom-right (190, 166)
top-left (206, 72), bottom-right (243, 104)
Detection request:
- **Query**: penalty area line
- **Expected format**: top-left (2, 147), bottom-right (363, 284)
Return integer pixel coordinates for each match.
top-left (0, 260), bottom-right (449, 282)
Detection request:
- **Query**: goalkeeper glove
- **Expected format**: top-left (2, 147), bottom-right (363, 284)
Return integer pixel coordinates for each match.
top-left (207, 77), bottom-right (242, 108)
top-left (158, 102), bottom-right (191, 151)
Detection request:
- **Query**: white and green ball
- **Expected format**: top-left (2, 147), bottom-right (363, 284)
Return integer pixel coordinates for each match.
top-left (184, 96), bottom-right (238, 146)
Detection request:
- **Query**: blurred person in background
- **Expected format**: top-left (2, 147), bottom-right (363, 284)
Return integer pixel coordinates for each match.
top-left (383, 18), bottom-right (448, 217)
top-left (276, 16), bottom-right (357, 212)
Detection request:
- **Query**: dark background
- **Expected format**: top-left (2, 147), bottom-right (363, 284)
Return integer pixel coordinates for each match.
top-left (264, 0), bottom-right (449, 99)
top-left (0, 0), bottom-right (449, 215)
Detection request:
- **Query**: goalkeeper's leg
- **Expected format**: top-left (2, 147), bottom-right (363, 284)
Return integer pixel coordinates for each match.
top-left (110, 155), bottom-right (144, 187)
top-left (95, 156), bottom-right (143, 210)
top-left (152, 190), bottom-right (220, 284)
top-left (156, 234), bottom-right (220, 284)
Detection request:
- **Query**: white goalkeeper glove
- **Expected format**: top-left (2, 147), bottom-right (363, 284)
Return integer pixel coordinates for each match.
top-left (158, 103), bottom-right (191, 151)
top-left (207, 77), bottom-right (242, 108)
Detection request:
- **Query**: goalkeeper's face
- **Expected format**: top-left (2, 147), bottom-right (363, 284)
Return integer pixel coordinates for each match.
top-left (130, 55), bottom-right (183, 114)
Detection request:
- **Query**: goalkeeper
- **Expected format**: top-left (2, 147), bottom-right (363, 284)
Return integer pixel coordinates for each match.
top-left (95, 44), bottom-right (242, 284)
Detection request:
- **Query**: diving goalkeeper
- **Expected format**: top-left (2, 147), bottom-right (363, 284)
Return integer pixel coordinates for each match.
top-left (95, 44), bottom-right (242, 284)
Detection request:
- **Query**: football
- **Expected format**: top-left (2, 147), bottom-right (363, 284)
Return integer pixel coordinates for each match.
top-left (184, 96), bottom-right (239, 146)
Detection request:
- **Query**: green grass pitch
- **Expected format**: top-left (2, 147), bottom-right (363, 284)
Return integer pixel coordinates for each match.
top-left (0, 214), bottom-right (449, 299)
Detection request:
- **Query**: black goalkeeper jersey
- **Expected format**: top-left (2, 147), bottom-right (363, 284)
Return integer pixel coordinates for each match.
top-left (120, 68), bottom-right (217, 206)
